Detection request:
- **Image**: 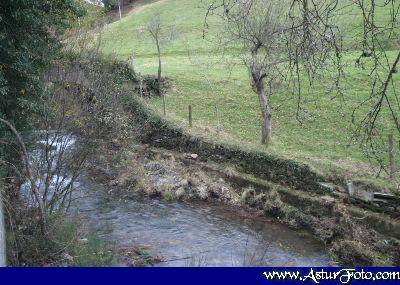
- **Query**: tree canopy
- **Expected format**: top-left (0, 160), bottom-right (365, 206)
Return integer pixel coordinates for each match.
top-left (0, 0), bottom-right (85, 157)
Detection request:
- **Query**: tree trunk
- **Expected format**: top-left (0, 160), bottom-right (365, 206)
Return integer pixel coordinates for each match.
top-left (156, 42), bottom-right (165, 116)
top-left (0, 118), bottom-right (47, 234)
top-left (157, 53), bottom-right (162, 87)
top-left (253, 79), bottom-right (272, 145)
top-left (118, 1), bottom-right (122, 20)
top-left (156, 42), bottom-right (162, 94)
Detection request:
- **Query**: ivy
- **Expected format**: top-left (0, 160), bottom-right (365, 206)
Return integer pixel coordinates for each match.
top-left (0, 0), bottom-right (85, 158)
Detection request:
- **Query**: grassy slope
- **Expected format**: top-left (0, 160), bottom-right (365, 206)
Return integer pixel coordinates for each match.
top-left (101, 0), bottom-right (399, 188)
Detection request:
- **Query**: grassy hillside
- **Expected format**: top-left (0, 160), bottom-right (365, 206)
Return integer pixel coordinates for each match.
top-left (100, 0), bottom-right (399, 188)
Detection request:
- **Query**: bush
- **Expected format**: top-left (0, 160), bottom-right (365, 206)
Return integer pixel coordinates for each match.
top-left (6, 213), bottom-right (114, 266)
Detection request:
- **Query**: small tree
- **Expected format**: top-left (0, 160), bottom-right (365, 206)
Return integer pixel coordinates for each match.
top-left (208, 0), bottom-right (340, 145)
top-left (222, 1), bottom-right (289, 144)
top-left (145, 12), bottom-right (177, 116)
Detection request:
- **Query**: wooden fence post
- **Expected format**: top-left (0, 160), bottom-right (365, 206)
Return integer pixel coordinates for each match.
top-left (162, 93), bottom-right (166, 116)
top-left (118, 0), bottom-right (122, 20)
top-left (139, 75), bottom-right (143, 98)
top-left (215, 105), bottom-right (221, 134)
top-left (388, 133), bottom-right (395, 179)
top-left (188, 105), bottom-right (193, 128)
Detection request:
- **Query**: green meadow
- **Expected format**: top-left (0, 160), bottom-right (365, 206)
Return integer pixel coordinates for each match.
top-left (100, 0), bottom-right (399, 188)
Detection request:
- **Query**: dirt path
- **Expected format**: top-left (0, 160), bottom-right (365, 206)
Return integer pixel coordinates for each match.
top-left (105, 0), bottom-right (168, 23)
top-left (127, 0), bottom-right (168, 16)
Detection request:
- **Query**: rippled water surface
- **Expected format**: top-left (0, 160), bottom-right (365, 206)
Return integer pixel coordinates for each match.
top-left (25, 134), bottom-right (330, 266)
top-left (72, 177), bottom-right (331, 267)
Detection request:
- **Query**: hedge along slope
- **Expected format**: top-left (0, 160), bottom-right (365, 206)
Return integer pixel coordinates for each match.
top-left (122, 95), bottom-right (327, 193)
top-left (55, 52), bottom-right (325, 193)
top-left (58, 52), bottom-right (327, 192)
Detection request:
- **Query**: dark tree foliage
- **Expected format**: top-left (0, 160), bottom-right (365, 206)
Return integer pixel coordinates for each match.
top-left (102, 0), bottom-right (136, 9)
top-left (0, 0), bottom-right (85, 157)
top-left (102, 0), bottom-right (117, 11)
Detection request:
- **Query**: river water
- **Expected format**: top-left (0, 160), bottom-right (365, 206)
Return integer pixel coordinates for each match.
top-left (72, 176), bottom-right (331, 267)
top-left (25, 133), bottom-right (330, 266)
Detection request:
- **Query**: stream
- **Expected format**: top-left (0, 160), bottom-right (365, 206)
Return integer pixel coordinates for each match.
top-left (72, 176), bottom-right (331, 266)
top-left (25, 134), bottom-right (331, 267)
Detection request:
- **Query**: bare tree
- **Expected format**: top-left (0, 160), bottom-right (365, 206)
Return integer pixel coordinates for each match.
top-left (351, 0), bottom-right (400, 176)
top-left (204, 0), bottom-right (398, 175)
top-left (0, 44), bottom-right (129, 235)
top-left (0, 118), bottom-right (47, 233)
top-left (210, 0), bottom-right (340, 144)
top-left (1, 17), bottom-right (139, 263)
top-left (145, 12), bottom-right (177, 116)
top-left (219, 1), bottom-right (285, 144)
top-left (0, 92), bottom-right (89, 235)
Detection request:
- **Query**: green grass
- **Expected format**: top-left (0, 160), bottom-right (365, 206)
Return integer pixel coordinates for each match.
top-left (100, 0), bottom-right (399, 189)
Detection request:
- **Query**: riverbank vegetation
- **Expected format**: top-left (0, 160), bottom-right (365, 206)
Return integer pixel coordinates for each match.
top-left (0, 0), bottom-right (86, 265)
top-left (0, 0), bottom-right (138, 266)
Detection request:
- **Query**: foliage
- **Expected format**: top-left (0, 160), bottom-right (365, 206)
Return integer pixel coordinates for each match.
top-left (55, 221), bottom-right (115, 267)
top-left (3, 48), bottom-right (140, 266)
top-left (102, 0), bottom-right (119, 11)
top-left (5, 212), bottom-right (114, 266)
top-left (0, 0), bottom-right (85, 158)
